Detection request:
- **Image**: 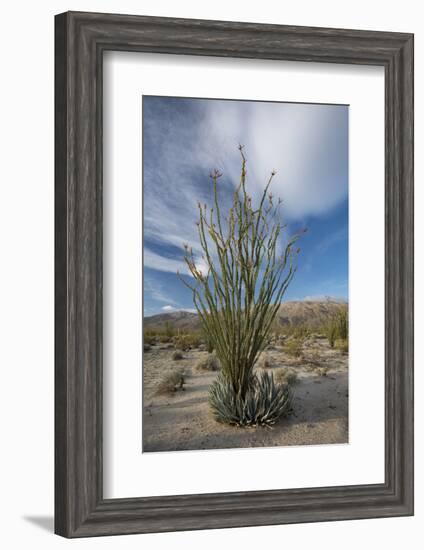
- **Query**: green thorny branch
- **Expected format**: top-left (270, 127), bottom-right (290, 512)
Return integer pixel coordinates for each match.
top-left (179, 146), bottom-right (305, 400)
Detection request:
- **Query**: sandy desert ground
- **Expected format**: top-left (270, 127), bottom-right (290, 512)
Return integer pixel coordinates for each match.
top-left (142, 336), bottom-right (348, 452)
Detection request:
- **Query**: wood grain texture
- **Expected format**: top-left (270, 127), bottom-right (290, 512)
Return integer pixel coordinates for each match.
top-left (54, 11), bottom-right (414, 538)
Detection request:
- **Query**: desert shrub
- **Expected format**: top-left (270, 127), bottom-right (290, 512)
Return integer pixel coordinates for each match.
top-left (274, 367), bottom-right (298, 386)
top-left (185, 333), bottom-right (202, 349)
top-left (284, 338), bottom-right (303, 358)
top-left (304, 334), bottom-right (316, 346)
top-left (144, 332), bottom-right (156, 345)
top-left (202, 330), bottom-right (215, 353)
top-left (276, 323), bottom-right (311, 340)
top-left (172, 350), bottom-right (184, 361)
top-left (316, 367), bottom-right (329, 377)
top-left (174, 334), bottom-right (191, 351)
top-left (195, 353), bottom-right (220, 372)
top-left (156, 370), bottom-right (186, 395)
top-left (306, 350), bottom-right (322, 366)
top-left (292, 324), bottom-right (310, 340)
top-left (172, 332), bottom-right (202, 350)
top-left (336, 339), bottom-right (349, 354)
top-left (209, 371), bottom-right (293, 427)
top-left (164, 321), bottom-right (175, 338)
top-left (258, 353), bottom-right (273, 369)
top-left (180, 147), bottom-right (302, 424)
top-left (273, 330), bottom-right (285, 343)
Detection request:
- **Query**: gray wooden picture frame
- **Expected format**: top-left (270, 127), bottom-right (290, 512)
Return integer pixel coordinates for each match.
top-left (55, 11), bottom-right (414, 538)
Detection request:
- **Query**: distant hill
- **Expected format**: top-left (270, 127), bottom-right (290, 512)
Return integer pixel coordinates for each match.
top-left (275, 300), bottom-right (347, 327)
top-left (144, 310), bottom-right (199, 331)
top-left (144, 300), bottom-right (347, 332)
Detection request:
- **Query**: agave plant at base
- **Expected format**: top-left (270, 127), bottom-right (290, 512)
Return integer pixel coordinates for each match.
top-left (209, 370), bottom-right (293, 427)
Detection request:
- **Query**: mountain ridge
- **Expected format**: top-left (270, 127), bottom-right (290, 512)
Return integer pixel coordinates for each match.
top-left (144, 300), bottom-right (348, 331)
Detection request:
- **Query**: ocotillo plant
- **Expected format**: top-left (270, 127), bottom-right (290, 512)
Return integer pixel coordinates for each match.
top-left (180, 146), bottom-right (303, 420)
top-left (336, 307), bottom-right (348, 340)
top-left (326, 322), bottom-right (337, 349)
top-left (326, 306), bottom-right (348, 348)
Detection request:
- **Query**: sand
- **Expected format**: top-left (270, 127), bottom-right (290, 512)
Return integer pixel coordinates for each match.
top-left (142, 339), bottom-right (348, 452)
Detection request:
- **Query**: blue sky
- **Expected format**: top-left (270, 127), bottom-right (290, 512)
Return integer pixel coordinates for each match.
top-left (143, 96), bottom-right (348, 316)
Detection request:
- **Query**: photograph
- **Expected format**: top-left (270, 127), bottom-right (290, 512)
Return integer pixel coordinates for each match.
top-left (142, 96), bottom-right (349, 452)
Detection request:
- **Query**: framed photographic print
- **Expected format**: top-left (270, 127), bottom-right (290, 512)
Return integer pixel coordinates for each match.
top-left (55, 11), bottom-right (414, 537)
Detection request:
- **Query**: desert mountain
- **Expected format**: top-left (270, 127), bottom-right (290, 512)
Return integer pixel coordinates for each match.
top-left (144, 310), bottom-right (199, 331)
top-left (144, 299), bottom-right (347, 332)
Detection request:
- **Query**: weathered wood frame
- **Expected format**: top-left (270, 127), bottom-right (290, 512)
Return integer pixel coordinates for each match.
top-left (55, 11), bottom-right (414, 537)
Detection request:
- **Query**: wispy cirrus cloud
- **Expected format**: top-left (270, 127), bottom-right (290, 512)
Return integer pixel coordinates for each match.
top-left (144, 248), bottom-right (185, 275)
top-left (144, 247), bottom-right (209, 278)
top-left (143, 96), bottom-right (349, 272)
top-left (144, 276), bottom-right (178, 305)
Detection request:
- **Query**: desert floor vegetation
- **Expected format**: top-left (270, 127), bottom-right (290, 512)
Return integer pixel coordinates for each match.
top-left (195, 353), bottom-right (220, 372)
top-left (274, 367), bottom-right (299, 386)
top-left (143, 329), bottom-right (348, 451)
top-left (155, 369), bottom-right (187, 396)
